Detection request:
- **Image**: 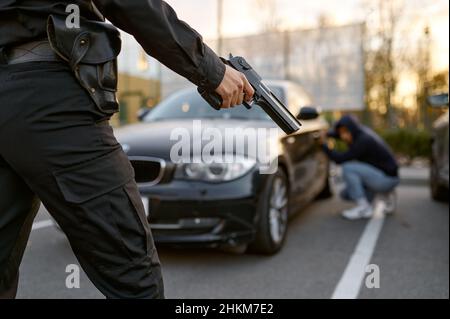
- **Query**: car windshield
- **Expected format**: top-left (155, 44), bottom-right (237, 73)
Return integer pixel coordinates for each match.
top-left (144, 87), bottom-right (285, 122)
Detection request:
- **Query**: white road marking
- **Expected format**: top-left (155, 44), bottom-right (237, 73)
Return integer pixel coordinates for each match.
top-left (32, 219), bottom-right (54, 231)
top-left (331, 201), bottom-right (386, 299)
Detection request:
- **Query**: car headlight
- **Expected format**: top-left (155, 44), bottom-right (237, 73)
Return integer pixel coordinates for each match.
top-left (174, 156), bottom-right (256, 182)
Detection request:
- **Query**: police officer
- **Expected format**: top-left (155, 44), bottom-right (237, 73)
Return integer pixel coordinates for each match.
top-left (0, 0), bottom-right (254, 299)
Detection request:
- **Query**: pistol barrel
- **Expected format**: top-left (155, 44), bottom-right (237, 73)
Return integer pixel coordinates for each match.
top-left (228, 56), bottom-right (302, 135)
top-left (198, 55), bottom-right (302, 135)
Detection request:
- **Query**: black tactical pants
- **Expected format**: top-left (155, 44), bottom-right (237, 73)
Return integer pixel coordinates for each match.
top-left (0, 61), bottom-right (164, 299)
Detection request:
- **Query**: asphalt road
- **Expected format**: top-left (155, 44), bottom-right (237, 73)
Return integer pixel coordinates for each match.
top-left (17, 183), bottom-right (449, 299)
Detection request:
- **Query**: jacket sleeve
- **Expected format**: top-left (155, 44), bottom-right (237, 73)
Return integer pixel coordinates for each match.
top-left (92, 0), bottom-right (225, 90)
top-left (322, 137), bottom-right (368, 164)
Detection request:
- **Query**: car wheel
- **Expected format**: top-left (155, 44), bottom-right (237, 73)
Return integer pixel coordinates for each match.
top-left (431, 157), bottom-right (449, 202)
top-left (248, 168), bottom-right (289, 255)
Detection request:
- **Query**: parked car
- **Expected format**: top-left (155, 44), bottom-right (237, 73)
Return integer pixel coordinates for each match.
top-left (428, 93), bottom-right (449, 202)
top-left (115, 81), bottom-right (331, 254)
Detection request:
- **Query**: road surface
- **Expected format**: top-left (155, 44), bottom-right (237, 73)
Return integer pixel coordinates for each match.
top-left (17, 182), bottom-right (449, 299)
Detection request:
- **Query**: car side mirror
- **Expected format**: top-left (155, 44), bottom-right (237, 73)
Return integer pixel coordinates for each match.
top-left (428, 94), bottom-right (449, 108)
top-left (137, 108), bottom-right (151, 122)
top-left (298, 106), bottom-right (320, 120)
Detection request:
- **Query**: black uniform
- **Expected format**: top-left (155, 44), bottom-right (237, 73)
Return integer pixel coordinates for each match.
top-left (0, 0), bottom-right (225, 89)
top-left (0, 0), bottom-right (225, 298)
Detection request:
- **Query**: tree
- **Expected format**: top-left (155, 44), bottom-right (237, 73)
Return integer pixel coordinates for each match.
top-left (413, 25), bottom-right (449, 129)
top-left (253, 0), bottom-right (281, 32)
top-left (363, 0), bottom-right (405, 128)
top-left (363, 0), bottom-right (449, 130)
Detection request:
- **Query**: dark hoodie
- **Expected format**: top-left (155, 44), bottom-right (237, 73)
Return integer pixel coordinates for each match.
top-left (322, 115), bottom-right (399, 177)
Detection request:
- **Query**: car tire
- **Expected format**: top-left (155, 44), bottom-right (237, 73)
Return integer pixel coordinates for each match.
top-left (248, 168), bottom-right (289, 255)
top-left (431, 157), bottom-right (449, 202)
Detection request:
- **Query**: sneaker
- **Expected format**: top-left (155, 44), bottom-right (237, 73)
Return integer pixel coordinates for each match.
top-left (379, 191), bottom-right (397, 215)
top-left (342, 204), bottom-right (374, 220)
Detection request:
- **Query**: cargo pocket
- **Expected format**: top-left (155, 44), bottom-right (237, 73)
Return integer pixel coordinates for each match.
top-left (53, 148), bottom-right (133, 205)
top-left (53, 148), bottom-right (152, 265)
top-left (122, 181), bottom-right (153, 256)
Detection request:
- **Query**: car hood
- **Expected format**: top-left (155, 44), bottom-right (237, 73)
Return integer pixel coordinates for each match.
top-left (115, 119), bottom-right (280, 161)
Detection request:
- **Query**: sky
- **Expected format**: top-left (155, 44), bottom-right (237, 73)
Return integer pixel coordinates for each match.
top-left (164, 0), bottom-right (449, 71)
top-left (119, 0), bottom-right (449, 102)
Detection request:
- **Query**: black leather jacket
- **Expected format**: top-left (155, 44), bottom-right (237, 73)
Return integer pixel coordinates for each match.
top-left (0, 0), bottom-right (225, 90)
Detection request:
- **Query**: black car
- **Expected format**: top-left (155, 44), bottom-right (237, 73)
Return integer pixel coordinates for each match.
top-left (429, 93), bottom-right (449, 202)
top-left (116, 81), bottom-right (331, 254)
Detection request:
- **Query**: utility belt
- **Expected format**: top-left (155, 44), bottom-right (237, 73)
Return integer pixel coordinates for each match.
top-left (0, 15), bottom-right (122, 115)
top-left (0, 40), bottom-right (61, 65)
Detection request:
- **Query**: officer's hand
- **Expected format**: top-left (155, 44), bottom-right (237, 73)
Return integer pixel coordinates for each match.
top-left (215, 65), bottom-right (255, 109)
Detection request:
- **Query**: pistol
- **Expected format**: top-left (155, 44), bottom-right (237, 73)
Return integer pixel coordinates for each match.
top-left (198, 55), bottom-right (302, 135)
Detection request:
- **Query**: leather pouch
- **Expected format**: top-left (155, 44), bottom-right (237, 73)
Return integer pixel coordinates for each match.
top-left (47, 15), bottom-right (122, 114)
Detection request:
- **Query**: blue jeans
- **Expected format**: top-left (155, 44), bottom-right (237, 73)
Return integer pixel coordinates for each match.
top-left (340, 162), bottom-right (400, 202)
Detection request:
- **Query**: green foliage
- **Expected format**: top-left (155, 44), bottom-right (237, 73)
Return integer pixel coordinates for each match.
top-left (378, 128), bottom-right (432, 159)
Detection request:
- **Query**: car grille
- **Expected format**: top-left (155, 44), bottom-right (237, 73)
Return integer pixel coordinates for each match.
top-left (129, 157), bottom-right (166, 186)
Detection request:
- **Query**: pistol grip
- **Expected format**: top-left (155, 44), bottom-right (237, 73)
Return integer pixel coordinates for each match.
top-left (198, 87), bottom-right (222, 111)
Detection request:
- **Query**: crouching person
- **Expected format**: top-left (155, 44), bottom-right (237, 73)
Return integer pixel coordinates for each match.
top-left (321, 115), bottom-right (400, 220)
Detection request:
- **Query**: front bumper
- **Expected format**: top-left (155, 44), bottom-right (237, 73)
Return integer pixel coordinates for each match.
top-left (139, 171), bottom-right (265, 247)
top-left (148, 198), bottom-right (256, 246)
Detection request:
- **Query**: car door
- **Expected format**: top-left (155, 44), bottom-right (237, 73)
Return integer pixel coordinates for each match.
top-left (284, 131), bottom-right (318, 200)
top-left (282, 84), bottom-right (319, 203)
top-left (436, 115), bottom-right (449, 185)
top-left (310, 128), bottom-right (330, 196)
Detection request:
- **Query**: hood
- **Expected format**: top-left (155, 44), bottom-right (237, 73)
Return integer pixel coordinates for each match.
top-left (328, 115), bottom-right (364, 139)
top-left (114, 119), bottom-right (279, 161)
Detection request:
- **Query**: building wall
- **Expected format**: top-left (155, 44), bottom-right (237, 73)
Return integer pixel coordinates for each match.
top-left (161, 23), bottom-right (365, 111)
top-left (110, 73), bottom-right (161, 127)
